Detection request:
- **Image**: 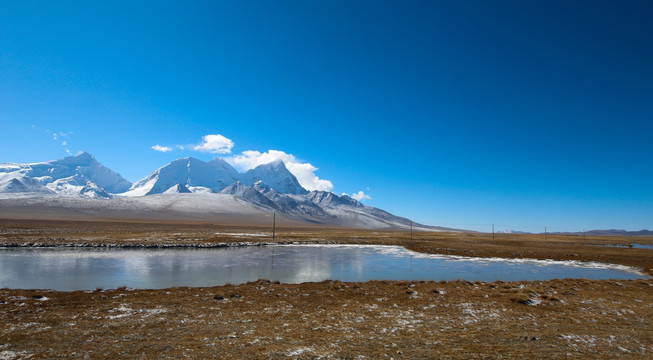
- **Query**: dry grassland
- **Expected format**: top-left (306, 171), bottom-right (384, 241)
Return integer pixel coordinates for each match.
top-left (0, 219), bottom-right (652, 359)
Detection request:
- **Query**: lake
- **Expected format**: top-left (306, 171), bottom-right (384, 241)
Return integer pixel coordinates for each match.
top-left (588, 243), bottom-right (653, 249)
top-left (0, 244), bottom-right (646, 291)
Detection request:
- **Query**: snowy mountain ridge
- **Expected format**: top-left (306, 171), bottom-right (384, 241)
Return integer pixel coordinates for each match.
top-left (0, 152), bottom-right (131, 198)
top-left (122, 156), bottom-right (307, 196)
top-left (0, 153), bottom-right (454, 231)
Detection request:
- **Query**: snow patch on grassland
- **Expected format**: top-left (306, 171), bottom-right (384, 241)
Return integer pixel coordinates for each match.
top-left (107, 304), bottom-right (167, 320)
top-left (0, 350), bottom-right (33, 360)
top-left (214, 232), bottom-right (269, 237)
top-left (286, 347), bottom-right (314, 356)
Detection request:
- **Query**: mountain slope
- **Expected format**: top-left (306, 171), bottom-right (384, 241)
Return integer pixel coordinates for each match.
top-left (0, 152), bottom-right (131, 198)
top-left (123, 157), bottom-right (240, 196)
top-left (241, 160), bottom-right (308, 195)
top-left (219, 181), bottom-right (278, 209)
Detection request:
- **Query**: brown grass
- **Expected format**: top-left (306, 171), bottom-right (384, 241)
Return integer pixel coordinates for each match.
top-left (0, 219), bottom-right (652, 359)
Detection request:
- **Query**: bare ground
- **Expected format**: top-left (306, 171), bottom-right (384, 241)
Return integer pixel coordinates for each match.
top-left (1, 219), bottom-right (652, 359)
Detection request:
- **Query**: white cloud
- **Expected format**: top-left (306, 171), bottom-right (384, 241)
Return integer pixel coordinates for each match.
top-left (226, 150), bottom-right (334, 192)
top-left (177, 145), bottom-right (185, 150)
top-left (193, 134), bottom-right (234, 154)
top-left (151, 145), bottom-right (173, 152)
top-left (30, 125), bottom-right (73, 155)
top-left (53, 131), bottom-right (72, 141)
top-left (350, 190), bottom-right (371, 201)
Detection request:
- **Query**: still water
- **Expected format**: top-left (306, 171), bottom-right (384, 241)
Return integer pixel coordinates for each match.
top-left (588, 243), bottom-right (653, 250)
top-left (0, 245), bottom-right (646, 290)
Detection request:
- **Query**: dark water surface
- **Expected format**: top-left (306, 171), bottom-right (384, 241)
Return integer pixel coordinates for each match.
top-left (0, 245), bottom-right (646, 290)
top-left (588, 243), bottom-right (653, 249)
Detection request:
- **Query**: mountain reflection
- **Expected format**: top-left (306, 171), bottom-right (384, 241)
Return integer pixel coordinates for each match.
top-left (0, 245), bottom-right (645, 291)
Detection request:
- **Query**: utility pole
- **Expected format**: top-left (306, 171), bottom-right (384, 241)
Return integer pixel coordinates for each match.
top-left (272, 212), bottom-right (276, 241)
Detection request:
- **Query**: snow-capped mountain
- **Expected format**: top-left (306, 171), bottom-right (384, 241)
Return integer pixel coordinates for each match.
top-left (123, 157), bottom-right (240, 196)
top-left (241, 160), bottom-right (307, 195)
top-left (0, 152), bottom-right (131, 198)
top-left (307, 191), bottom-right (362, 208)
top-left (0, 153), bottom-right (456, 231)
top-left (219, 181), bottom-right (278, 209)
top-left (126, 157), bottom-right (308, 196)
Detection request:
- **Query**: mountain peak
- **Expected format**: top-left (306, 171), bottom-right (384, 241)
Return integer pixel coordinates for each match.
top-left (268, 159), bottom-right (286, 166)
top-left (75, 151), bottom-right (94, 158)
top-left (60, 151), bottom-right (97, 166)
top-left (0, 152), bottom-right (131, 195)
top-left (125, 157), bottom-right (239, 196)
top-left (243, 161), bottom-right (307, 195)
top-left (170, 157), bottom-right (200, 164)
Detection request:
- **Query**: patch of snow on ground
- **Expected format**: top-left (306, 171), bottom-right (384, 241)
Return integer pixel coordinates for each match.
top-left (560, 334), bottom-right (598, 348)
top-left (107, 305), bottom-right (133, 319)
top-left (214, 232), bottom-right (269, 237)
top-left (286, 347), bottom-right (314, 356)
top-left (0, 350), bottom-right (33, 360)
top-left (459, 303), bottom-right (502, 324)
top-left (526, 298), bottom-right (542, 306)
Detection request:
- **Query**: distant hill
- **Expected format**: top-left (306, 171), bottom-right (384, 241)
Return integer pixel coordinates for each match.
top-left (497, 229), bottom-right (652, 236)
top-left (581, 229), bottom-right (653, 236)
top-left (546, 229), bottom-right (653, 236)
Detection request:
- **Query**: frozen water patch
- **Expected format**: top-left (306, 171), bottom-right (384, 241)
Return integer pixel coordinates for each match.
top-left (0, 244), bottom-right (646, 290)
top-left (279, 244), bottom-right (647, 277)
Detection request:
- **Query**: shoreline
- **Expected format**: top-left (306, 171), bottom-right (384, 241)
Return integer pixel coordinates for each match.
top-left (1, 219), bottom-right (652, 358)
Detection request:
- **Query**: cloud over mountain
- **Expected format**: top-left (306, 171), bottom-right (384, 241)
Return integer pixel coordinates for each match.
top-left (350, 190), bottom-right (371, 201)
top-left (149, 133), bottom-right (334, 192)
top-left (226, 150), bottom-right (333, 192)
top-left (151, 145), bottom-right (172, 152)
top-left (193, 134), bottom-right (234, 154)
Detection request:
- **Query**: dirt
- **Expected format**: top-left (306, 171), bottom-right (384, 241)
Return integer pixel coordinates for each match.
top-left (1, 219), bottom-right (652, 359)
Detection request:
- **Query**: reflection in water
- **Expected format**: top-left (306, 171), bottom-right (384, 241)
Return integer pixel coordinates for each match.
top-left (0, 245), bottom-right (646, 291)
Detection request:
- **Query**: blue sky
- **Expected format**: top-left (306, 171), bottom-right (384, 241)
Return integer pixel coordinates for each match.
top-left (1, 1), bottom-right (651, 232)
